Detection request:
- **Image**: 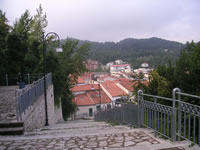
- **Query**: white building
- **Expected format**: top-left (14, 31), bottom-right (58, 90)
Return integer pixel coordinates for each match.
top-left (110, 64), bottom-right (131, 73)
top-left (141, 63), bottom-right (149, 68)
top-left (115, 60), bottom-right (123, 64)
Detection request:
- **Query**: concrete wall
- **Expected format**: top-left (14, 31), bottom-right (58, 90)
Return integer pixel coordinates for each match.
top-left (22, 85), bottom-right (63, 131)
top-left (75, 105), bottom-right (96, 119)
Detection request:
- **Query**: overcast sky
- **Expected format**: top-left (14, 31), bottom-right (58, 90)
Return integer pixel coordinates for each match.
top-left (1, 0), bottom-right (200, 43)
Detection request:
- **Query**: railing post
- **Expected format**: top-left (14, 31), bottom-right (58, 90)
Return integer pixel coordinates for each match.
top-left (137, 90), bottom-right (143, 127)
top-left (172, 88), bottom-right (180, 142)
top-left (5, 74), bottom-right (8, 86)
top-left (154, 97), bottom-right (157, 137)
top-left (176, 88), bottom-right (181, 141)
top-left (28, 73), bottom-right (30, 84)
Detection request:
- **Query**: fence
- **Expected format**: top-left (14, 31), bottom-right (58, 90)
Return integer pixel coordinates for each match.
top-left (95, 104), bottom-right (139, 127)
top-left (95, 88), bottom-right (200, 146)
top-left (15, 73), bottom-right (52, 121)
top-left (1, 73), bottom-right (42, 86)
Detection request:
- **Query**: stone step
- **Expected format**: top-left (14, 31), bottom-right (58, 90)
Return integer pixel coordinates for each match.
top-left (0, 122), bottom-right (23, 128)
top-left (0, 122), bottom-right (24, 135)
top-left (0, 127), bottom-right (24, 135)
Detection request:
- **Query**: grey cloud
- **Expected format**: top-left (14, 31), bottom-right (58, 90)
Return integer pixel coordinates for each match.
top-left (0, 0), bottom-right (200, 43)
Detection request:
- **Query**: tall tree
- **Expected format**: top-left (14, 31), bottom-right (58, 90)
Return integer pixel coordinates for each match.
top-left (0, 10), bottom-right (9, 84)
top-left (30, 4), bottom-right (48, 42)
top-left (44, 39), bottom-right (90, 119)
top-left (176, 41), bottom-right (200, 97)
top-left (6, 10), bottom-right (32, 74)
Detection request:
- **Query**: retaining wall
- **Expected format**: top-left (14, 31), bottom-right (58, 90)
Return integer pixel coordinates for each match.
top-left (22, 85), bottom-right (63, 131)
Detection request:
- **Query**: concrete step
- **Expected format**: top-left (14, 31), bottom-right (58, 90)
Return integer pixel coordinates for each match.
top-left (0, 127), bottom-right (24, 135)
top-left (0, 121), bottom-right (23, 128)
top-left (0, 122), bottom-right (24, 135)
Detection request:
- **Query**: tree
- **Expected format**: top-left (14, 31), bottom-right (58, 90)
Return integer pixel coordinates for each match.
top-left (47, 39), bottom-right (89, 119)
top-left (0, 10), bottom-right (9, 84)
top-left (0, 6), bottom-right (90, 119)
top-left (176, 41), bottom-right (200, 99)
top-left (30, 4), bottom-right (48, 41)
top-left (6, 10), bottom-right (32, 74)
top-left (147, 70), bottom-right (170, 97)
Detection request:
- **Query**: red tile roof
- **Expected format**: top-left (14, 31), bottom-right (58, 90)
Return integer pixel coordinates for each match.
top-left (71, 84), bottom-right (99, 92)
top-left (87, 90), bottom-right (112, 104)
top-left (118, 78), bottom-right (133, 92)
top-left (73, 94), bottom-right (95, 106)
top-left (101, 80), bottom-right (127, 97)
top-left (77, 76), bottom-right (85, 84)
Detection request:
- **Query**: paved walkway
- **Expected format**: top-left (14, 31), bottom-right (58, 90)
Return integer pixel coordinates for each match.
top-left (0, 120), bottom-right (199, 150)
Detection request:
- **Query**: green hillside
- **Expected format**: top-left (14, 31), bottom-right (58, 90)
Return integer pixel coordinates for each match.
top-left (82, 37), bottom-right (184, 69)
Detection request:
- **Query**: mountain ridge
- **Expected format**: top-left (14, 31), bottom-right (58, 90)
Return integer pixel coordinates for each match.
top-left (68, 37), bottom-right (185, 68)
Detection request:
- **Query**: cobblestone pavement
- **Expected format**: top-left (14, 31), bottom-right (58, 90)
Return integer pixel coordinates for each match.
top-left (0, 131), bottom-right (159, 150)
top-left (0, 120), bottom-right (196, 150)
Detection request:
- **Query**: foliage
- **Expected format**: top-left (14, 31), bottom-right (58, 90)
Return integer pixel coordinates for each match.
top-left (0, 6), bottom-right (89, 120)
top-left (147, 70), bottom-right (170, 97)
top-left (176, 41), bottom-right (200, 95)
top-left (56, 40), bottom-right (89, 119)
top-left (134, 41), bottom-right (200, 105)
top-left (132, 72), bottom-right (147, 97)
top-left (0, 10), bottom-right (9, 84)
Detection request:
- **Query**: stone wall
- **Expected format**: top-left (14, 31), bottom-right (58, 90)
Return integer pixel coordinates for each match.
top-left (22, 85), bottom-right (63, 131)
top-left (0, 86), bottom-right (18, 122)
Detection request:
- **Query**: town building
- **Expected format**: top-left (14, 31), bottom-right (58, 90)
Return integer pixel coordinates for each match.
top-left (100, 80), bottom-right (127, 105)
top-left (141, 63), bottom-right (149, 68)
top-left (86, 59), bottom-right (98, 71)
top-left (71, 84), bottom-right (112, 119)
top-left (110, 64), bottom-right (131, 73)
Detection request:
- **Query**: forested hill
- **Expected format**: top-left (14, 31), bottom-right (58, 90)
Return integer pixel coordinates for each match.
top-left (78, 37), bottom-right (184, 69)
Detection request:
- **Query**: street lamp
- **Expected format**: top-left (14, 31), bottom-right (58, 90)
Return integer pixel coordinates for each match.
top-left (95, 76), bottom-right (101, 111)
top-left (42, 32), bottom-right (62, 126)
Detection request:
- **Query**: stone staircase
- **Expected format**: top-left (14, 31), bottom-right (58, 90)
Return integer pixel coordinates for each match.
top-left (1, 120), bottom-right (198, 150)
top-left (0, 121), bottom-right (24, 135)
top-left (0, 86), bottom-right (24, 135)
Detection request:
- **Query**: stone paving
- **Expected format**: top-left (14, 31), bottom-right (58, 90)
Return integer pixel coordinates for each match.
top-left (0, 131), bottom-right (159, 150)
top-left (0, 120), bottom-right (198, 150)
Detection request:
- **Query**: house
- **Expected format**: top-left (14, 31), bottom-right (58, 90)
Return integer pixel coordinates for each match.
top-left (141, 63), bottom-right (149, 68)
top-left (101, 80), bottom-right (127, 106)
top-left (71, 83), bottom-right (112, 119)
top-left (73, 93), bottom-right (96, 118)
top-left (86, 59), bottom-right (98, 71)
top-left (71, 84), bottom-right (99, 95)
top-left (115, 60), bottom-right (123, 64)
top-left (116, 78), bottom-right (133, 95)
top-left (110, 64), bottom-right (131, 73)
top-left (106, 62), bottom-right (114, 70)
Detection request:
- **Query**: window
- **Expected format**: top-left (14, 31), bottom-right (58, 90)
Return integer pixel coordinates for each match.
top-left (89, 108), bottom-right (93, 117)
top-left (96, 105), bottom-right (100, 111)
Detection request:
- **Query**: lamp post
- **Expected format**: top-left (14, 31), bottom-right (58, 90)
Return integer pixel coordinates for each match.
top-left (42, 32), bottom-right (62, 126)
top-left (95, 76), bottom-right (101, 111)
top-left (98, 81), bottom-right (101, 111)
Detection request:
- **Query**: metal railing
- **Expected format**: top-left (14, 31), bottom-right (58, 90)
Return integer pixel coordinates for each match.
top-left (16, 73), bottom-right (52, 121)
top-left (2, 73), bottom-right (42, 86)
top-left (95, 104), bottom-right (139, 127)
top-left (95, 88), bottom-right (200, 146)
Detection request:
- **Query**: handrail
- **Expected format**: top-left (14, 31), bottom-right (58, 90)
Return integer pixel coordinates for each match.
top-left (143, 93), bottom-right (173, 101)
